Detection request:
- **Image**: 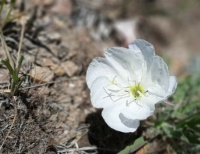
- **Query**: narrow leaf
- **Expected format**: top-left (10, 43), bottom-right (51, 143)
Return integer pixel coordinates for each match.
top-left (2, 59), bottom-right (14, 74)
top-left (0, 0), bottom-right (6, 15)
top-left (118, 136), bottom-right (147, 154)
top-left (16, 55), bottom-right (24, 73)
top-left (12, 69), bottom-right (19, 83)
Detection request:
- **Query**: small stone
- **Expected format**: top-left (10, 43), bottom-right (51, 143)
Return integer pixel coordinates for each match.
top-left (33, 0), bottom-right (54, 6)
top-left (30, 66), bottom-right (54, 83)
top-left (52, 65), bottom-right (65, 76)
top-left (0, 69), bottom-right (9, 83)
top-left (42, 58), bottom-right (54, 67)
top-left (51, 0), bottom-right (73, 15)
top-left (66, 50), bottom-right (77, 60)
top-left (46, 32), bottom-right (61, 43)
top-left (49, 114), bottom-right (58, 121)
top-left (69, 82), bottom-right (75, 88)
top-left (114, 20), bottom-right (138, 47)
top-left (42, 109), bottom-right (51, 118)
top-left (49, 103), bottom-right (63, 111)
top-left (61, 61), bottom-right (79, 77)
top-left (42, 59), bottom-right (65, 76)
top-left (43, 0), bottom-right (54, 6)
top-left (38, 87), bottom-right (50, 95)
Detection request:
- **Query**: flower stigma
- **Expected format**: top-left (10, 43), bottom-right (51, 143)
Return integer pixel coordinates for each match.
top-left (130, 83), bottom-right (145, 99)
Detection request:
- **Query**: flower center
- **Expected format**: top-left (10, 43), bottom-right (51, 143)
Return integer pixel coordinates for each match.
top-left (130, 84), bottom-right (145, 99)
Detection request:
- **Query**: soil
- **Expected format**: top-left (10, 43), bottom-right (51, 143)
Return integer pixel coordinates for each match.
top-left (0, 0), bottom-right (200, 154)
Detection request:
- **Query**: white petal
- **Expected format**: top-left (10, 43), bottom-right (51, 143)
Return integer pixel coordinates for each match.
top-left (147, 83), bottom-right (166, 98)
top-left (144, 56), bottom-right (169, 91)
top-left (90, 76), bottom-right (126, 108)
top-left (142, 94), bottom-right (165, 105)
top-left (144, 83), bottom-right (167, 105)
top-left (166, 76), bottom-right (177, 97)
top-left (86, 57), bottom-right (118, 88)
top-left (121, 99), bottom-right (154, 120)
top-left (119, 113), bottom-right (140, 130)
top-left (102, 102), bottom-right (139, 132)
top-left (104, 47), bottom-right (144, 81)
top-left (129, 39), bottom-right (155, 66)
top-left (130, 40), bottom-right (170, 91)
top-left (145, 76), bottom-right (177, 105)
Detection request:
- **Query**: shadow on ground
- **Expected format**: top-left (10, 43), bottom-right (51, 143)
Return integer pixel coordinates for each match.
top-left (85, 110), bottom-right (142, 154)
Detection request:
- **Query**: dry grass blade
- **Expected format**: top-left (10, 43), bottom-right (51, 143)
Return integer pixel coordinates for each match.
top-left (20, 77), bottom-right (84, 90)
top-left (0, 89), bottom-right (11, 93)
top-left (16, 18), bottom-right (26, 69)
top-left (0, 29), bottom-right (14, 68)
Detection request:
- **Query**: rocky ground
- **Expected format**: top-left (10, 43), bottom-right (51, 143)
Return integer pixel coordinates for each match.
top-left (0, 0), bottom-right (200, 153)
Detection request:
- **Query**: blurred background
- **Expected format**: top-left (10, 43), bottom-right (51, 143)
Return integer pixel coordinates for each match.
top-left (69, 0), bottom-right (200, 76)
top-left (0, 0), bottom-right (200, 153)
top-left (17, 0), bottom-right (200, 75)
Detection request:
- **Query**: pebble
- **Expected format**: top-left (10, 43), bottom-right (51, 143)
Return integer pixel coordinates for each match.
top-left (42, 59), bottom-right (65, 76)
top-left (50, 0), bottom-right (73, 15)
top-left (0, 69), bottom-right (9, 83)
top-left (30, 66), bottom-right (54, 83)
top-left (61, 61), bottom-right (79, 77)
top-left (46, 32), bottom-right (61, 43)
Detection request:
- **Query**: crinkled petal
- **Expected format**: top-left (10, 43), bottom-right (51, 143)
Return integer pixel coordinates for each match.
top-left (144, 82), bottom-right (172, 105)
top-left (104, 47), bottom-right (145, 81)
top-left (145, 76), bottom-right (177, 105)
top-left (129, 39), bottom-right (155, 66)
top-left (143, 56), bottom-right (169, 91)
top-left (121, 99), bottom-right (154, 120)
top-left (86, 57), bottom-right (119, 88)
top-left (90, 76), bottom-right (124, 108)
top-left (142, 94), bottom-right (166, 106)
top-left (102, 102), bottom-right (139, 132)
top-left (166, 76), bottom-right (177, 97)
top-left (146, 83), bottom-right (166, 98)
top-left (129, 40), bottom-right (169, 91)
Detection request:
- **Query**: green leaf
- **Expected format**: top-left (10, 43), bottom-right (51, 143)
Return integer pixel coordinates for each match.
top-left (0, 0), bottom-right (6, 15)
top-left (16, 55), bottom-right (24, 73)
top-left (11, 0), bottom-right (16, 4)
top-left (118, 136), bottom-right (147, 154)
top-left (184, 131), bottom-right (200, 144)
top-left (12, 69), bottom-right (19, 83)
top-left (177, 112), bottom-right (200, 128)
top-left (2, 59), bottom-right (14, 74)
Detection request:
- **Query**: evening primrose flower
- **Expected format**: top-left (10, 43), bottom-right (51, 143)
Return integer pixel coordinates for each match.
top-left (86, 39), bottom-right (177, 133)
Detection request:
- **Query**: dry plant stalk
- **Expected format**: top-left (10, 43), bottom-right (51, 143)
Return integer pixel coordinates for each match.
top-left (0, 29), bottom-right (14, 68)
top-left (16, 17), bottom-right (26, 69)
top-left (0, 17), bottom-right (26, 150)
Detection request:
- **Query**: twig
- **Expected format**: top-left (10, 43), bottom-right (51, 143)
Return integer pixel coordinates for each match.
top-left (58, 146), bottom-right (97, 153)
top-left (20, 77), bottom-right (84, 90)
top-left (0, 96), bottom-right (17, 150)
top-left (164, 100), bottom-right (174, 106)
top-left (0, 89), bottom-right (11, 93)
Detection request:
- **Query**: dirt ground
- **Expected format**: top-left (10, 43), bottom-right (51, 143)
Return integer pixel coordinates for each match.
top-left (0, 0), bottom-right (200, 153)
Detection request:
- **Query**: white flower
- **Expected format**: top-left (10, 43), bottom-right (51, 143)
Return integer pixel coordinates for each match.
top-left (86, 39), bottom-right (177, 133)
